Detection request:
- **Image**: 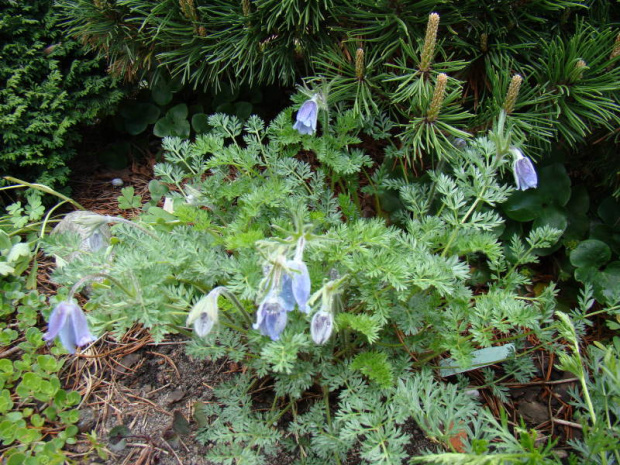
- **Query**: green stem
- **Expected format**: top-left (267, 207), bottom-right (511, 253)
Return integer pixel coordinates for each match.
top-left (69, 273), bottom-right (134, 300)
top-left (2, 176), bottom-right (84, 210)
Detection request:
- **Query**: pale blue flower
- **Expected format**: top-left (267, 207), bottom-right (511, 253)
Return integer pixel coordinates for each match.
top-left (279, 273), bottom-right (296, 312)
top-left (510, 147), bottom-right (537, 191)
top-left (287, 260), bottom-right (311, 313)
top-left (43, 301), bottom-right (96, 354)
top-left (254, 293), bottom-right (288, 341)
top-left (311, 310), bottom-right (334, 345)
top-left (293, 96), bottom-right (318, 135)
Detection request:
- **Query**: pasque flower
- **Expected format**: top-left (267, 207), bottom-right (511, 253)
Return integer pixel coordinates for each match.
top-left (311, 309), bottom-right (334, 345)
top-left (186, 288), bottom-right (222, 337)
top-left (293, 96), bottom-right (319, 135)
top-left (43, 301), bottom-right (96, 354)
top-left (254, 292), bottom-right (288, 341)
top-left (510, 147), bottom-right (537, 191)
top-left (280, 259), bottom-right (311, 313)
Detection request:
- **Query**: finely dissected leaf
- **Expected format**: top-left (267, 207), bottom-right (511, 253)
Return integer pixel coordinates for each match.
top-left (350, 351), bottom-right (394, 388)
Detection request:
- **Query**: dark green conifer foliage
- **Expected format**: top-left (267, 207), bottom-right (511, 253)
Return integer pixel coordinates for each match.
top-left (58, 0), bottom-right (620, 160)
top-left (0, 0), bottom-right (125, 187)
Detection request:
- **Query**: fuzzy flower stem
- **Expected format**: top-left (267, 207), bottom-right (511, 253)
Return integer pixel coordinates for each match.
top-left (98, 215), bottom-right (158, 240)
top-left (218, 286), bottom-right (254, 327)
top-left (69, 273), bottom-right (133, 300)
top-left (426, 73), bottom-right (448, 122)
top-left (420, 13), bottom-right (440, 73)
top-left (502, 74), bottom-right (522, 115)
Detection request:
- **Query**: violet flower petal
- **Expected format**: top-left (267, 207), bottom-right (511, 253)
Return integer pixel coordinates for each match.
top-left (513, 156), bottom-right (538, 190)
top-left (293, 98), bottom-right (318, 135)
top-left (311, 311), bottom-right (334, 345)
top-left (288, 260), bottom-right (311, 313)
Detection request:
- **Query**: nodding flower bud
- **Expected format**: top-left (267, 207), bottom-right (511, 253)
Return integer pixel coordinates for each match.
top-left (186, 288), bottom-right (222, 337)
top-left (311, 309), bottom-right (334, 345)
top-left (510, 147), bottom-right (538, 191)
top-left (293, 96), bottom-right (319, 135)
top-left (43, 301), bottom-right (96, 354)
top-left (254, 293), bottom-right (288, 341)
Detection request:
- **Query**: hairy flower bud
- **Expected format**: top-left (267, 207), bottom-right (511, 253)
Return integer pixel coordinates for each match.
top-left (293, 96), bottom-right (319, 135)
top-left (43, 301), bottom-right (96, 354)
top-left (311, 310), bottom-right (334, 345)
top-left (510, 147), bottom-right (538, 191)
top-left (254, 294), bottom-right (288, 341)
top-left (186, 288), bottom-right (222, 337)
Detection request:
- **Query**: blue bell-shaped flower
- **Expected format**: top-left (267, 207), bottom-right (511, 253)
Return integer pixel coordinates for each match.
top-left (254, 293), bottom-right (288, 341)
top-left (43, 301), bottom-right (96, 354)
top-left (293, 96), bottom-right (319, 135)
top-left (510, 147), bottom-right (537, 191)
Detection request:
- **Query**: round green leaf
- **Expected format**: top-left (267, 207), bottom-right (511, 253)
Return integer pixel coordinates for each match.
top-left (191, 113), bottom-right (211, 134)
top-left (532, 205), bottom-right (568, 233)
top-left (566, 185), bottom-right (589, 216)
top-left (570, 239), bottom-right (611, 268)
top-left (536, 163), bottom-right (571, 207)
top-left (597, 197), bottom-right (620, 230)
top-left (599, 262), bottom-right (620, 305)
top-left (502, 190), bottom-right (543, 222)
top-left (234, 101), bottom-right (253, 120)
top-left (168, 103), bottom-right (188, 122)
top-left (151, 80), bottom-right (174, 106)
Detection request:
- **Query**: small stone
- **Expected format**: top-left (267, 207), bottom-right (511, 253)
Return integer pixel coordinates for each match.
top-left (111, 178), bottom-right (124, 187)
top-left (167, 389), bottom-right (185, 404)
top-left (77, 408), bottom-right (96, 433)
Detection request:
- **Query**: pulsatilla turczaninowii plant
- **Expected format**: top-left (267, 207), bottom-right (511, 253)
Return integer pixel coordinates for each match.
top-left (47, 109), bottom-right (570, 463)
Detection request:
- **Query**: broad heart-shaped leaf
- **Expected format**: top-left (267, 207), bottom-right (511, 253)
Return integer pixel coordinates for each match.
top-left (168, 103), bottom-right (189, 122)
top-left (120, 102), bottom-right (160, 127)
top-left (151, 79), bottom-right (174, 106)
top-left (575, 262), bottom-right (620, 305)
top-left (598, 196), bottom-right (620, 230)
top-left (440, 344), bottom-right (515, 377)
top-left (154, 115), bottom-right (191, 138)
top-left (566, 185), bottom-right (589, 216)
top-left (191, 113), bottom-right (211, 134)
top-left (570, 239), bottom-right (611, 268)
top-left (502, 190), bottom-right (542, 222)
top-left (591, 224), bottom-right (620, 256)
top-left (532, 205), bottom-right (567, 255)
top-left (235, 101), bottom-right (253, 120)
top-left (536, 163), bottom-right (571, 207)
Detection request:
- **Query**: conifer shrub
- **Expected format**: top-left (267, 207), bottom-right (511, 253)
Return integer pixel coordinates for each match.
top-left (0, 0), bottom-right (125, 188)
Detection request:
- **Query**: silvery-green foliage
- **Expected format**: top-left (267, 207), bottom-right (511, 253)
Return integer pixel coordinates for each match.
top-left (53, 109), bottom-right (565, 462)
